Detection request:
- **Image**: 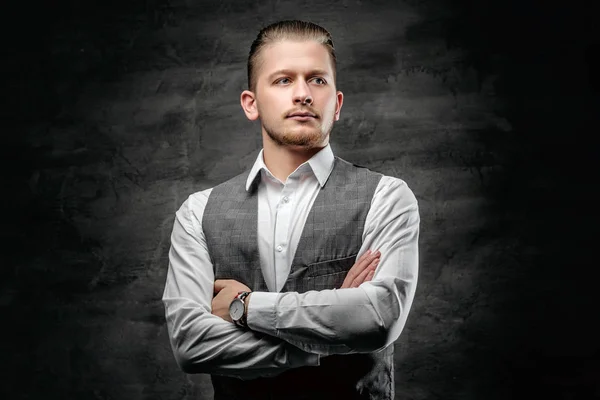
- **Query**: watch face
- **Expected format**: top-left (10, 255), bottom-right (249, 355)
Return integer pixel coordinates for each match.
top-left (229, 299), bottom-right (244, 320)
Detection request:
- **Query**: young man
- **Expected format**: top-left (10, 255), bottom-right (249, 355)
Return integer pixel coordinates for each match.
top-left (163, 20), bottom-right (420, 399)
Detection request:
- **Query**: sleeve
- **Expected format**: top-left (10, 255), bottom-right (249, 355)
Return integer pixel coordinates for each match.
top-left (162, 191), bottom-right (320, 378)
top-left (246, 176), bottom-right (419, 356)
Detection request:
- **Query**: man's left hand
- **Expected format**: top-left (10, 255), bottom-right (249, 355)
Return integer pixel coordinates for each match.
top-left (212, 279), bottom-right (251, 322)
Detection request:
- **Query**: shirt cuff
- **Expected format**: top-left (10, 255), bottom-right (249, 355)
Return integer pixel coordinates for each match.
top-left (247, 291), bottom-right (279, 336)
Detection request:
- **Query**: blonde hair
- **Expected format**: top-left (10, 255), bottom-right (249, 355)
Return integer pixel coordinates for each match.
top-left (247, 20), bottom-right (337, 92)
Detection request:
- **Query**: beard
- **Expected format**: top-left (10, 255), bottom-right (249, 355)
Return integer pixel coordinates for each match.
top-left (262, 113), bottom-right (334, 148)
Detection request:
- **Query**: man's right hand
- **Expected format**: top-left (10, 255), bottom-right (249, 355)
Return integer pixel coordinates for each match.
top-left (340, 250), bottom-right (381, 289)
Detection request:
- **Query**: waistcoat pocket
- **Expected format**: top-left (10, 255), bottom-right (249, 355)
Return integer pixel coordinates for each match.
top-left (305, 253), bottom-right (357, 291)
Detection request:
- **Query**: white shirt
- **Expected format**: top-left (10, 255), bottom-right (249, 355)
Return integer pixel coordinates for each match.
top-left (162, 144), bottom-right (420, 379)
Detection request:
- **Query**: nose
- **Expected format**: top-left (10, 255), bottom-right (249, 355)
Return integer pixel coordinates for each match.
top-left (292, 81), bottom-right (313, 105)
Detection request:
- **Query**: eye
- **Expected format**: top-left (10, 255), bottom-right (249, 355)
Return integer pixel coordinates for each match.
top-left (275, 77), bottom-right (291, 85)
top-left (311, 77), bottom-right (327, 85)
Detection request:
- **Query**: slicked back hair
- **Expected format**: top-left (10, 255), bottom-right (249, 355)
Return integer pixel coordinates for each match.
top-left (247, 20), bottom-right (337, 92)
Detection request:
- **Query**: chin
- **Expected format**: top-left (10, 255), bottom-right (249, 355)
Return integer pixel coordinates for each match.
top-left (282, 131), bottom-right (326, 147)
top-left (264, 122), bottom-right (330, 148)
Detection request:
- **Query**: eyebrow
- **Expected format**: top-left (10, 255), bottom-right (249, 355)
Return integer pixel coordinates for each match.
top-left (267, 69), bottom-right (331, 81)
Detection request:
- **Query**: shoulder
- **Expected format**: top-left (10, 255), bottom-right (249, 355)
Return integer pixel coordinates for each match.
top-left (334, 157), bottom-right (417, 206)
top-left (335, 156), bottom-right (382, 178)
top-left (175, 187), bottom-right (214, 234)
top-left (176, 168), bottom-right (252, 226)
top-left (375, 176), bottom-right (418, 205)
top-left (185, 187), bottom-right (214, 212)
top-left (210, 169), bottom-right (253, 195)
top-left (365, 175), bottom-right (420, 231)
top-left (332, 157), bottom-right (384, 193)
top-left (182, 168), bottom-right (250, 212)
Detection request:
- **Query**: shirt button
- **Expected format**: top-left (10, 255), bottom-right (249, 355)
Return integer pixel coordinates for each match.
top-left (282, 196), bottom-right (289, 203)
top-left (276, 245), bottom-right (283, 252)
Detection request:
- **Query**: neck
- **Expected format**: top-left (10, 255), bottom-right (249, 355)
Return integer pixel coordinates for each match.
top-left (261, 132), bottom-right (327, 183)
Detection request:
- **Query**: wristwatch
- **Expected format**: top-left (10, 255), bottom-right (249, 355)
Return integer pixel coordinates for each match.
top-left (229, 291), bottom-right (251, 327)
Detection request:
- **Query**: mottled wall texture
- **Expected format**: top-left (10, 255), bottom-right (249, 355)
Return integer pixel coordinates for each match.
top-left (2, 0), bottom-right (598, 399)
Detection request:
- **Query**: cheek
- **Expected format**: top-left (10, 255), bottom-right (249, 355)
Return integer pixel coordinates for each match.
top-left (257, 93), bottom-right (280, 115)
top-left (323, 95), bottom-right (338, 116)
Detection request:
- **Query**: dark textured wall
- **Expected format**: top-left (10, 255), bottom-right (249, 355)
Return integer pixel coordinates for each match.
top-left (2, 0), bottom-right (598, 399)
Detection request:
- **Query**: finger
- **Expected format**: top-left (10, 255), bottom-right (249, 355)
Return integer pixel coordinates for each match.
top-left (213, 279), bottom-right (228, 293)
top-left (356, 249), bottom-right (372, 264)
top-left (342, 250), bottom-right (381, 289)
top-left (357, 249), bottom-right (379, 268)
top-left (362, 258), bottom-right (380, 282)
top-left (343, 250), bottom-right (371, 284)
top-left (352, 258), bottom-right (379, 287)
top-left (348, 250), bottom-right (375, 278)
top-left (351, 264), bottom-right (373, 287)
top-left (353, 250), bottom-right (380, 276)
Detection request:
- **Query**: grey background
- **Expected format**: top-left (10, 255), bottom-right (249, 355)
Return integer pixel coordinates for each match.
top-left (2, 0), bottom-right (598, 399)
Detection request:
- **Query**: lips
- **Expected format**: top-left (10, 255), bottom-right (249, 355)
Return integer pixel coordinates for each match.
top-left (287, 110), bottom-right (317, 118)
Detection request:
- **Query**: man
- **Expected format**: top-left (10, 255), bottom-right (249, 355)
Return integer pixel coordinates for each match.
top-left (163, 20), bottom-right (419, 399)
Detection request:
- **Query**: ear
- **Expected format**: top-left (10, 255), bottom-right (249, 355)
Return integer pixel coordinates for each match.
top-left (334, 90), bottom-right (344, 121)
top-left (241, 90), bottom-right (259, 121)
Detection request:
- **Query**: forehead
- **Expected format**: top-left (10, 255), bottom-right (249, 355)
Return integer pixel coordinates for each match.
top-left (257, 40), bottom-right (334, 78)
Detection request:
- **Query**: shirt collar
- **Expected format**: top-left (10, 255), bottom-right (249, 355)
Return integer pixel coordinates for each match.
top-left (245, 144), bottom-right (335, 191)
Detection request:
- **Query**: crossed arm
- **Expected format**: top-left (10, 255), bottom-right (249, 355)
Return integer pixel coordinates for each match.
top-left (162, 177), bottom-right (419, 378)
top-left (210, 248), bottom-right (381, 323)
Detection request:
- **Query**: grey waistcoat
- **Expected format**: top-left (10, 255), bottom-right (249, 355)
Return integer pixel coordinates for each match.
top-left (202, 157), bottom-right (393, 400)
